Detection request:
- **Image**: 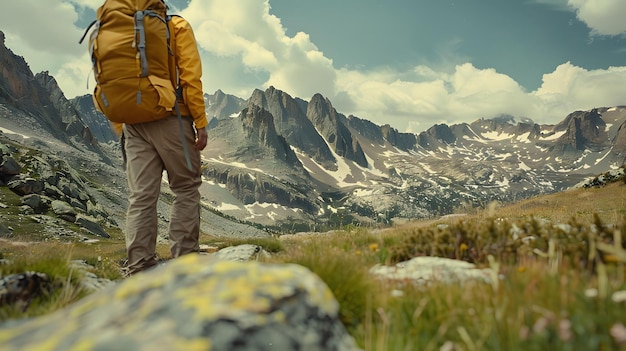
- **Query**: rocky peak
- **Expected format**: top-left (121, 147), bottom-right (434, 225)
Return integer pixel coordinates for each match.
top-left (241, 102), bottom-right (278, 146)
top-left (554, 109), bottom-right (609, 153)
top-left (205, 89), bottom-right (246, 120)
top-left (614, 121), bottom-right (626, 158)
top-left (470, 115), bottom-right (539, 137)
top-left (307, 94), bottom-right (368, 168)
top-left (0, 32), bottom-right (40, 107)
top-left (240, 102), bottom-right (302, 167)
top-left (249, 87), bottom-right (336, 170)
top-left (346, 115), bottom-right (384, 143)
top-left (35, 72), bottom-right (98, 147)
top-left (0, 36), bottom-right (100, 152)
top-left (381, 124), bottom-right (417, 151)
top-left (417, 123), bottom-right (456, 149)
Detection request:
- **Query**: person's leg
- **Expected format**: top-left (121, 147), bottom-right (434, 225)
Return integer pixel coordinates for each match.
top-left (157, 116), bottom-right (202, 257)
top-left (123, 123), bottom-right (164, 274)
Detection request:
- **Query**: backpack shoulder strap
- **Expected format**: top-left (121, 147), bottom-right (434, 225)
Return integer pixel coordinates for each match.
top-left (78, 20), bottom-right (98, 44)
top-left (166, 15), bottom-right (181, 95)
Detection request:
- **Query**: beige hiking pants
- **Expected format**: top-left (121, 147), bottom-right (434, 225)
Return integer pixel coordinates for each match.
top-left (123, 115), bottom-right (201, 274)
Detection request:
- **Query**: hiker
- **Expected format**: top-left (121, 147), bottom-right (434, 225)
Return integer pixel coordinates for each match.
top-left (84, 0), bottom-right (208, 275)
top-left (123, 3), bottom-right (207, 275)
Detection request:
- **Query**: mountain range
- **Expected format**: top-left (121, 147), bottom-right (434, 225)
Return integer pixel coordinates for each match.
top-left (1, 30), bottom-right (624, 233)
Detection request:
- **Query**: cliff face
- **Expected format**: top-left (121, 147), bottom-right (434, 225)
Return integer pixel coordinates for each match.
top-left (0, 31), bottom-right (99, 149)
top-left (551, 109), bottom-right (611, 156)
top-left (71, 94), bottom-right (118, 144)
top-left (307, 94), bottom-right (368, 168)
top-left (249, 87), bottom-right (337, 170)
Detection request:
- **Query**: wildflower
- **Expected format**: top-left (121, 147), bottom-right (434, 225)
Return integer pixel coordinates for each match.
top-left (519, 325), bottom-right (530, 340)
top-left (390, 289), bottom-right (404, 297)
top-left (584, 288), bottom-right (598, 298)
top-left (612, 290), bottom-right (626, 303)
top-left (369, 243), bottom-right (379, 252)
top-left (459, 243), bottom-right (468, 252)
top-left (533, 317), bottom-right (550, 334)
top-left (558, 319), bottom-right (572, 341)
top-left (440, 341), bottom-right (456, 351)
top-left (611, 323), bottom-right (626, 344)
top-left (517, 266), bottom-right (527, 273)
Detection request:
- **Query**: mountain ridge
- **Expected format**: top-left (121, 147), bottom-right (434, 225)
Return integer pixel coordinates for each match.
top-left (0, 30), bottom-right (624, 232)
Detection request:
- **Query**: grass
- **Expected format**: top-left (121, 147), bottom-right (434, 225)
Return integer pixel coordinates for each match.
top-left (1, 178), bottom-right (626, 350)
top-left (270, 181), bottom-right (626, 350)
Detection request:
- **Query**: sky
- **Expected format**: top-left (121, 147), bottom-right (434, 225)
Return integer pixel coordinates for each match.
top-left (1, 0), bottom-right (626, 133)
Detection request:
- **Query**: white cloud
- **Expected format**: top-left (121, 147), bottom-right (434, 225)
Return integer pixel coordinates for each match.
top-left (181, 0), bottom-right (336, 100)
top-left (568, 0), bottom-right (626, 36)
top-left (335, 61), bottom-right (626, 132)
top-left (534, 62), bottom-right (626, 115)
top-left (0, 0), bottom-right (92, 98)
top-left (335, 63), bottom-right (534, 131)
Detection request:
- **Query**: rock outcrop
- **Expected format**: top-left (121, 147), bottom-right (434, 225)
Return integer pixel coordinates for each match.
top-left (307, 94), bottom-right (368, 168)
top-left (0, 140), bottom-right (113, 239)
top-left (205, 89), bottom-right (247, 120)
top-left (71, 94), bottom-right (118, 144)
top-left (250, 87), bottom-right (337, 170)
top-left (0, 31), bottom-right (100, 151)
top-left (0, 254), bottom-right (362, 351)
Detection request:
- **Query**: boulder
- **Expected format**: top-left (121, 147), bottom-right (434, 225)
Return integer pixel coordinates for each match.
top-left (0, 272), bottom-right (53, 312)
top-left (0, 155), bottom-right (20, 176)
top-left (0, 255), bottom-right (362, 351)
top-left (75, 214), bottom-right (110, 238)
top-left (7, 176), bottom-right (44, 196)
top-left (213, 244), bottom-right (268, 261)
top-left (20, 194), bottom-right (51, 214)
top-left (0, 222), bottom-right (12, 238)
top-left (50, 200), bottom-right (77, 222)
top-left (370, 256), bottom-right (493, 285)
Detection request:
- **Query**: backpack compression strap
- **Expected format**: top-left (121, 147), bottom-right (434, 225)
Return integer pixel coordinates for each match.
top-left (134, 10), bottom-right (169, 78)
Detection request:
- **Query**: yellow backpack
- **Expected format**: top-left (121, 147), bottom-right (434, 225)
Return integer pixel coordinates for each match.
top-left (80, 0), bottom-right (178, 124)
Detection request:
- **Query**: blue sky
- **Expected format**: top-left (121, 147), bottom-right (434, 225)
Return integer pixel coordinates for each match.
top-left (1, 0), bottom-right (626, 132)
top-left (270, 0), bottom-right (625, 91)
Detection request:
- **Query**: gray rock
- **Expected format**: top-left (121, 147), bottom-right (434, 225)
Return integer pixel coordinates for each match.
top-left (69, 197), bottom-right (87, 212)
top-left (0, 222), bottom-right (13, 238)
top-left (69, 260), bottom-right (115, 292)
top-left (0, 272), bottom-right (52, 312)
top-left (43, 183), bottom-right (65, 200)
top-left (50, 200), bottom-right (75, 214)
top-left (0, 155), bottom-right (21, 176)
top-left (51, 200), bottom-right (77, 222)
top-left (20, 194), bottom-right (51, 214)
top-left (7, 177), bottom-right (44, 196)
top-left (75, 214), bottom-right (110, 238)
top-left (1, 255), bottom-right (362, 351)
top-left (213, 244), bottom-right (268, 261)
top-left (370, 256), bottom-right (493, 285)
top-left (18, 205), bottom-right (34, 215)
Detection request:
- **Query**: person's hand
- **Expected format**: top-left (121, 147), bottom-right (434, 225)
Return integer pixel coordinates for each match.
top-left (194, 127), bottom-right (207, 151)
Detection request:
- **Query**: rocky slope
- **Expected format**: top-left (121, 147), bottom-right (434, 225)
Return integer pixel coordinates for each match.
top-left (1, 30), bottom-right (625, 232)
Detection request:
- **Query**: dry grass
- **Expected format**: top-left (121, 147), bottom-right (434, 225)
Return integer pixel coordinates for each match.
top-left (271, 181), bottom-right (626, 350)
